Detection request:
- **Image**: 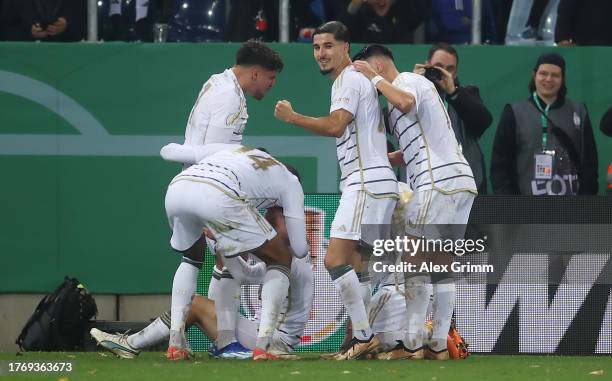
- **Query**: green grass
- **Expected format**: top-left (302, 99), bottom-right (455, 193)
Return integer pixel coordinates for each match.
top-left (0, 352), bottom-right (610, 381)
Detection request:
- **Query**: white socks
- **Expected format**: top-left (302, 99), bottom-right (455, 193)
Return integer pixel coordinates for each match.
top-left (330, 266), bottom-right (372, 341)
top-left (255, 266), bottom-right (290, 350)
top-left (214, 269), bottom-right (241, 349)
top-left (169, 261), bottom-right (199, 348)
top-left (357, 272), bottom-right (372, 314)
top-left (403, 275), bottom-right (433, 351)
top-left (128, 317), bottom-right (169, 349)
top-left (429, 278), bottom-right (456, 352)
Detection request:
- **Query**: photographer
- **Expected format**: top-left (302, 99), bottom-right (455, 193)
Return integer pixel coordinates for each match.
top-left (1, 0), bottom-right (85, 42)
top-left (491, 53), bottom-right (598, 195)
top-left (414, 43), bottom-right (493, 194)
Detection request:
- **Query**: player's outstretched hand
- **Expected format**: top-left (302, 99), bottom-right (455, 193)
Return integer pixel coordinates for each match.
top-left (275, 100), bottom-right (294, 123)
top-left (352, 60), bottom-right (377, 80)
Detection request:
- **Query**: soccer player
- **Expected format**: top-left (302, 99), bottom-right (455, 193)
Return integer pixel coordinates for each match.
top-left (184, 39), bottom-right (283, 146)
top-left (163, 143), bottom-right (308, 360)
top-left (91, 209), bottom-right (314, 361)
top-left (352, 44), bottom-right (477, 360)
top-left (274, 21), bottom-right (398, 360)
top-left (169, 40), bottom-right (284, 360)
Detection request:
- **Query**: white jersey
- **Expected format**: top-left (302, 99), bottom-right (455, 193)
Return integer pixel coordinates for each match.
top-left (173, 144), bottom-right (303, 218)
top-left (276, 256), bottom-right (314, 347)
top-left (184, 68), bottom-right (248, 145)
top-left (331, 66), bottom-right (398, 197)
top-left (389, 72), bottom-right (477, 194)
top-left (172, 143), bottom-right (308, 258)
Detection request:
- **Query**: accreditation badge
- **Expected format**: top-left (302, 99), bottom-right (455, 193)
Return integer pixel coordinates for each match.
top-left (534, 151), bottom-right (554, 180)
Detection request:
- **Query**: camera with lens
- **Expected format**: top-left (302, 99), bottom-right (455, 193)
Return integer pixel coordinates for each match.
top-left (424, 66), bottom-right (443, 82)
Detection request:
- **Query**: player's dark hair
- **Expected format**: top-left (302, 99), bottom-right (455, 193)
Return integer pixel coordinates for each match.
top-left (313, 21), bottom-right (350, 43)
top-left (284, 164), bottom-right (302, 184)
top-left (352, 44), bottom-right (394, 62)
top-left (427, 42), bottom-right (459, 66)
top-left (236, 40), bottom-right (284, 72)
top-left (255, 147), bottom-right (270, 154)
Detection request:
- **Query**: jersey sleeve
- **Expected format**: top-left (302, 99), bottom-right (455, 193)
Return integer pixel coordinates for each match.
top-left (330, 72), bottom-right (363, 117)
top-left (160, 143), bottom-right (241, 164)
top-left (279, 179), bottom-right (308, 258)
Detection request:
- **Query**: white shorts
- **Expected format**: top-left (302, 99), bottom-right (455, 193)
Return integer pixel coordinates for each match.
top-left (404, 190), bottom-right (475, 240)
top-left (165, 180), bottom-right (276, 257)
top-left (330, 190), bottom-right (396, 245)
top-left (369, 284), bottom-right (406, 334)
top-left (236, 316), bottom-right (294, 352)
top-left (369, 284), bottom-right (407, 351)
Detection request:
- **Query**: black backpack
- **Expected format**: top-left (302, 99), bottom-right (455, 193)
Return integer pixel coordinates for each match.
top-left (16, 277), bottom-right (98, 351)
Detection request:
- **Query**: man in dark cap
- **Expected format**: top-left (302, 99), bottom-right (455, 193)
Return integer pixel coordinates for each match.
top-left (491, 52), bottom-right (599, 195)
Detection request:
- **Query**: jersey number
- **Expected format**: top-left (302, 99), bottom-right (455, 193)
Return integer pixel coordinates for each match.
top-left (248, 155), bottom-right (280, 171)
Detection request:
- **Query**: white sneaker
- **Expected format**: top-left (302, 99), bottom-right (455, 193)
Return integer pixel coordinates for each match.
top-left (90, 328), bottom-right (140, 359)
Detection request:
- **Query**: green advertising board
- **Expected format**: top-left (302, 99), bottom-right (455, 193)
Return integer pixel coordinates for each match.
top-left (1, 43), bottom-right (611, 294)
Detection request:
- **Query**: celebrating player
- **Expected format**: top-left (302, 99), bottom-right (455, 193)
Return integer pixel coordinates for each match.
top-left (91, 208), bottom-right (314, 361)
top-left (274, 21), bottom-right (398, 360)
top-left (168, 40), bottom-right (284, 360)
top-left (162, 143), bottom-right (308, 360)
top-left (352, 44), bottom-right (477, 360)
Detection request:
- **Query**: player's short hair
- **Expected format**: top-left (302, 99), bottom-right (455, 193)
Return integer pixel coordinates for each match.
top-left (427, 42), bottom-right (459, 66)
top-left (352, 44), bottom-right (394, 62)
top-left (313, 21), bottom-right (350, 43)
top-left (236, 40), bottom-right (284, 72)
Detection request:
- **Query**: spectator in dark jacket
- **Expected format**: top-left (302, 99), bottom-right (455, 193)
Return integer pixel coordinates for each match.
top-left (1, 0), bottom-right (85, 42)
top-left (491, 53), bottom-right (598, 195)
top-left (414, 43), bottom-right (493, 194)
top-left (338, 0), bottom-right (429, 43)
top-left (555, 0), bottom-right (612, 46)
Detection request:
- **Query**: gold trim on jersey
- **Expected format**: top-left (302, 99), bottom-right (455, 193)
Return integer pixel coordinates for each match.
top-left (413, 110), bottom-right (478, 196)
top-left (368, 288), bottom-right (392, 326)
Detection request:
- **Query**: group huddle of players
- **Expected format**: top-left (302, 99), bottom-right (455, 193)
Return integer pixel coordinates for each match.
top-left (90, 21), bottom-right (474, 362)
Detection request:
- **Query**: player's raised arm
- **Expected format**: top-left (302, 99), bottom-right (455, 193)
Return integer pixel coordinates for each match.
top-left (353, 60), bottom-right (415, 114)
top-left (274, 100), bottom-right (352, 138)
top-left (160, 143), bottom-right (198, 164)
top-left (160, 143), bottom-right (242, 164)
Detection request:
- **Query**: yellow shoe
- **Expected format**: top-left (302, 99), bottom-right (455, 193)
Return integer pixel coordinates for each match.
top-left (424, 347), bottom-right (449, 360)
top-left (320, 351), bottom-right (343, 360)
top-left (376, 344), bottom-right (424, 360)
top-left (334, 336), bottom-right (381, 360)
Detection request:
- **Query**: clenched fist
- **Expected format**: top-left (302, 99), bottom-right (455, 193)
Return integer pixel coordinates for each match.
top-left (274, 100), bottom-right (294, 123)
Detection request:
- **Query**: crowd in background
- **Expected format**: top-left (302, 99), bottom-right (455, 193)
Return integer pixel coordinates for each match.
top-left (0, 0), bottom-right (610, 194)
top-left (0, 0), bottom-right (611, 45)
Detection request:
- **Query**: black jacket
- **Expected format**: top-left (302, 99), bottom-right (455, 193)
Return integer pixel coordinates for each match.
top-left (1, 0), bottom-right (85, 42)
top-left (445, 84), bottom-right (493, 194)
top-left (338, 0), bottom-right (429, 43)
top-left (491, 96), bottom-right (599, 195)
top-left (555, 0), bottom-right (612, 45)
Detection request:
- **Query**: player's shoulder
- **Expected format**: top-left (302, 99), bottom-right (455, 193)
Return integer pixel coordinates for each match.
top-left (396, 71), bottom-right (426, 86)
top-left (205, 70), bottom-right (239, 94)
top-left (333, 66), bottom-right (368, 90)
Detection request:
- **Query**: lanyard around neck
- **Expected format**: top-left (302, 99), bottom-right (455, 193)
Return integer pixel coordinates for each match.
top-left (532, 92), bottom-right (551, 149)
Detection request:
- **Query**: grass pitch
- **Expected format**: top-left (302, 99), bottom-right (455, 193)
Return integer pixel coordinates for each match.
top-left (0, 352), bottom-right (610, 381)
